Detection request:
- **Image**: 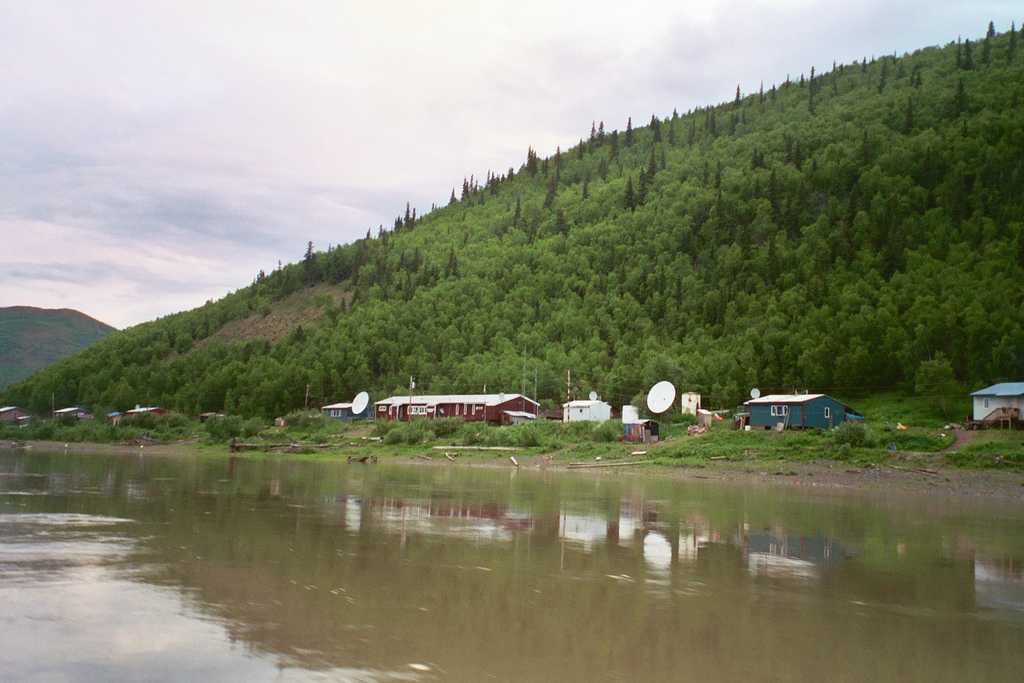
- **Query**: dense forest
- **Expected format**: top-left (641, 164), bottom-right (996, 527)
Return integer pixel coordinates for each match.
top-left (4, 23), bottom-right (1023, 418)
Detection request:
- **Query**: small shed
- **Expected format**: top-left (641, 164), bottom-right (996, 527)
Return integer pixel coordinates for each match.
top-left (501, 410), bottom-right (536, 426)
top-left (744, 394), bottom-right (861, 430)
top-left (970, 383), bottom-right (1023, 424)
top-left (623, 419), bottom-right (659, 443)
top-left (562, 399), bottom-right (612, 423)
top-left (0, 406), bottom-right (30, 423)
top-left (321, 401), bottom-right (371, 421)
top-left (54, 406), bottom-right (94, 421)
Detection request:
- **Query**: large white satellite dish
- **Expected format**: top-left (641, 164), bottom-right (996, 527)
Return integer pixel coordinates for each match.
top-left (646, 381), bottom-right (676, 414)
top-left (352, 391), bottom-right (369, 415)
top-left (750, 387), bottom-right (761, 399)
top-left (588, 391), bottom-right (598, 401)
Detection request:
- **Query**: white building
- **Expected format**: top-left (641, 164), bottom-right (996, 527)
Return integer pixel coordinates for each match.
top-left (680, 392), bottom-right (701, 415)
top-left (562, 399), bottom-right (611, 423)
top-left (970, 383), bottom-right (1024, 422)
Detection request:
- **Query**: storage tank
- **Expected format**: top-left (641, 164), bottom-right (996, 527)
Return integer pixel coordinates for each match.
top-left (622, 405), bottom-right (639, 423)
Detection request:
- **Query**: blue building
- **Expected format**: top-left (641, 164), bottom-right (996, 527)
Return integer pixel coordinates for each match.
top-left (744, 394), bottom-right (862, 430)
top-left (321, 401), bottom-right (371, 421)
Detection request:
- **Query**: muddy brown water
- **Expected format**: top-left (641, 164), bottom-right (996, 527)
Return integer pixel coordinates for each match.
top-left (1, 449), bottom-right (1023, 682)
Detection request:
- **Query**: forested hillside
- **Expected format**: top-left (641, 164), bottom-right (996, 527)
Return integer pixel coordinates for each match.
top-left (4, 23), bottom-right (1023, 418)
top-left (0, 307), bottom-right (115, 389)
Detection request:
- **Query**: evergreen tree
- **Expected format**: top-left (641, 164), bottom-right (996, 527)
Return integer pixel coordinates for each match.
top-left (962, 39), bottom-right (974, 69)
top-left (445, 248), bottom-right (458, 277)
top-left (646, 146), bottom-right (657, 179)
top-left (651, 114), bottom-right (661, 142)
top-left (623, 176), bottom-right (635, 211)
top-left (609, 130), bottom-right (619, 158)
top-left (581, 177), bottom-right (589, 200)
top-left (625, 117), bottom-right (634, 146)
top-left (667, 117), bottom-right (677, 145)
top-left (954, 78), bottom-right (968, 117)
top-left (878, 60), bottom-right (888, 93)
top-left (982, 21), bottom-right (994, 65)
top-left (449, 188), bottom-right (456, 206)
top-left (512, 196), bottom-right (521, 227)
top-left (543, 174), bottom-right (557, 209)
top-left (577, 139), bottom-right (585, 160)
top-left (734, 84), bottom-right (741, 108)
top-left (1010, 21), bottom-right (1018, 61)
top-left (904, 97), bottom-right (914, 133)
top-left (554, 208), bottom-right (568, 235)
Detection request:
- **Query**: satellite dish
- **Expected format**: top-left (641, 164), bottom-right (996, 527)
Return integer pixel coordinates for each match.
top-left (588, 391), bottom-right (598, 401)
top-left (646, 381), bottom-right (676, 414)
top-left (750, 388), bottom-right (761, 399)
top-left (352, 391), bottom-right (369, 415)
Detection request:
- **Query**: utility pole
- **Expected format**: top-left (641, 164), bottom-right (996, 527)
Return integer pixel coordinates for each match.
top-left (521, 348), bottom-right (526, 396)
top-left (566, 369), bottom-right (572, 403)
top-left (304, 383), bottom-right (310, 410)
top-left (408, 376), bottom-right (415, 422)
top-left (533, 367), bottom-right (538, 405)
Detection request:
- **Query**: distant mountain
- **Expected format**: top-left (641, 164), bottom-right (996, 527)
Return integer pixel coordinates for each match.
top-left (0, 307), bottom-right (116, 388)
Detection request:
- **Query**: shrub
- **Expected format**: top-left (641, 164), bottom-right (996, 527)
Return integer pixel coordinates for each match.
top-left (593, 420), bottom-right (622, 443)
top-left (429, 418), bottom-right (462, 438)
top-left (831, 422), bottom-right (867, 448)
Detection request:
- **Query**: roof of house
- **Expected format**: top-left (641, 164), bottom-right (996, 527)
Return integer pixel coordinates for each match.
top-left (0, 406), bottom-right (18, 413)
top-left (745, 394), bottom-right (825, 405)
top-left (503, 410), bottom-right (536, 419)
top-left (321, 402), bottom-right (353, 410)
top-left (971, 382), bottom-right (1024, 397)
top-left (125, 406), bottom-right (161, 414)
top-left (562, 399), bottom-right (610, 408)
top-left (375, 393), bottom-right (538, 407)
top-left (54, 407), bottom-right (85, 415)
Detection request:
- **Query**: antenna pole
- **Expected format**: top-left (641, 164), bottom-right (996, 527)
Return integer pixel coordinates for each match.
top-left (521, 348), bottom-right (526, 396)
top-left (566, 369), bottom-right (572, 403)
top-left (408, 375), bottom-right (414, 422)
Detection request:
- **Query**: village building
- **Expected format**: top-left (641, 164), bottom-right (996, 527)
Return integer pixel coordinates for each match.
top-left (0, 406), bottom-right (31, 423)
top-left (743, 394), bottom-right (862, 430)
top-left (623, 419), bottom-right (659, 443)
top-left (53, 406), bottom-right (94, 421)
top-left (124, 405), bottom-right (167, 418)
top-left (970, 383), bottom-right (1023, 425)
top-left (321, 401), bottom-right (371, 421)
top-left (374, 393), bottom-right (538, 424)
top-left (562, 399), bottom-right (612, 423)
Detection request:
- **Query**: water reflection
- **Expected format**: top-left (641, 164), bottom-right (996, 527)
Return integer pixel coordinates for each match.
top-left (3, 450), bottom-right (1024, 682)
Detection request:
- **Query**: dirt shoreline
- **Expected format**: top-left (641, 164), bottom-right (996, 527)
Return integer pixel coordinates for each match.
top-left (5, 439), bottom-right (1024, 503)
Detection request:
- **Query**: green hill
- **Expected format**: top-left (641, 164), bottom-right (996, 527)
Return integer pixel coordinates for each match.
top-left (0, 307), bottom-right (116, 389)
top-left (3, 23), bottom-right (1023, 417)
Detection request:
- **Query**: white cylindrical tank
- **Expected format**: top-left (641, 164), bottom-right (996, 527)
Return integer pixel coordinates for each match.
top-left (622, 405), bottom-right (639, 423)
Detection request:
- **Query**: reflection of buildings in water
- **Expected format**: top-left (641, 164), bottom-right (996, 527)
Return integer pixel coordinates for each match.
top-left (745, 534), bottom-right (844, 580)
top-left (327, 495), bottom-right (535, 543)
top-left (560, 512), bottom-right (607, 550)
top-left (974, 557), bottom-right (1024, 612)
top-left (643, 532), bottom-right (672, 573)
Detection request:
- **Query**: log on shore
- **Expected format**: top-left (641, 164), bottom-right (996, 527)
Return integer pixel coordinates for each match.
top-left (565, 458), bottom-right (651, 471)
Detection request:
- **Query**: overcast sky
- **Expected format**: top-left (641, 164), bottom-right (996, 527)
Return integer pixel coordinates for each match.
top-left (0, 1), bottom-right (1017, 328)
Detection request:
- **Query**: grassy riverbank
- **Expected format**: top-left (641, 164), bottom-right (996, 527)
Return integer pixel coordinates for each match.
top-left (4, 396), bottom-right (1023, 473)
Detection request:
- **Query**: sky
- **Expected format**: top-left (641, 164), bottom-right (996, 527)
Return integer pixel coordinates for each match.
top-left (0, 1), bottom-right (1018, 329)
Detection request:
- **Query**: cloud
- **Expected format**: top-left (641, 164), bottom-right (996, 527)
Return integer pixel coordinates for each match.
top-left (0, 0), bottom-right (1017, 327)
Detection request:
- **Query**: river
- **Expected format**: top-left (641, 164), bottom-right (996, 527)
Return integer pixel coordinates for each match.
top-left (1, 449), bottom-right (1023, 681)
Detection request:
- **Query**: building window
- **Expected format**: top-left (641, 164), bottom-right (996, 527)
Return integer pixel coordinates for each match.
top-left (984, 399), bottom-right (990, 408)
top-left (824, 407), bottom-right (831, 420)
top-left (770, 405), bottom-right (789, 417)
top-left (410, 405), bottom-right (427, 416)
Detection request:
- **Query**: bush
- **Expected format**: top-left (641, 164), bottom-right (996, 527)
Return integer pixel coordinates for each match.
top-left (831, 422), bottom-right (868, 448)
top-left (593, 420), bottom-right (622, 443)
top-left (429, 418), bottom-right (462, 438)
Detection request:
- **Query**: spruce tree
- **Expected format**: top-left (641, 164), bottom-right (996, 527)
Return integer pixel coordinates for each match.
top-left (554, 208), bottom-right (568, 235)
top-left (623, 176), bottom-right (635, 211)
top-left (651, 114), bottom-right (661, 142)
top-left (1010, 21), bottom-right (1018, 61)
top-left (963, 39), bottom-right (974, 69)
top-left (637, 168), bottom-right (648, 205)
top-left (625, 117), bottom-right (633, 146)
top-left (512, 197), bottom-right (521, 226)
top-left (954, 78), bottom-right (968, 117)
top-left (581, 178), bottom-right (589, 200)
top-left (734, 84), bottom-right (741, 108)
top-left (982, 21), bottom-right (994, 65)
top-left (449, 189), bottom-right (456, 206)
top-left (647, 147), bottom-right (657, 180)
top-left (543, 174), bottom-right (557, 209)
top-left (904, 97), bottom-right (914, 133)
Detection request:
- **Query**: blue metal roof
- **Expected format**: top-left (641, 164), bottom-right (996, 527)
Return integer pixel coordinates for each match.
top-left (970, 382), bottom-right (1024, 397)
